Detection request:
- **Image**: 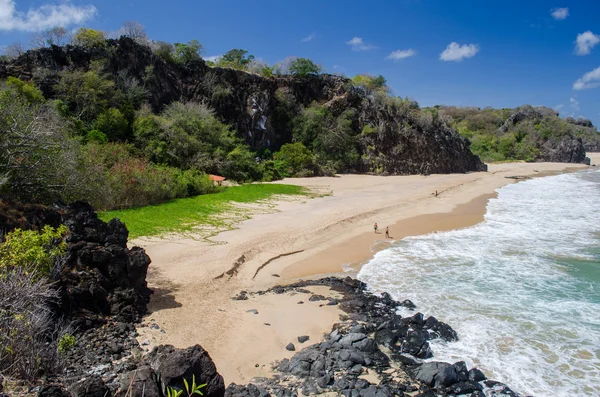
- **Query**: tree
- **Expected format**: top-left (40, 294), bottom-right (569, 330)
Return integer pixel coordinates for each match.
top-left (273, 142), bottom-right (315, 177)
top-left (72, 28), bottom-right (106, 48)
top-left (93, 108), bottom-right (130, 141)
top-left (174, 40), bottom-right (203, 63)
top-left (218, 49), bottom-right (255, 69)
top-left (0, 81), bottom-right (77, 202)
top-left (288, 57), bottom-right (321, 77)
top-left (351, 74), bottom-right (388, 95)
top-left (151, 41), bottom-right (176, 63)
top-left (54, 66), bottom-right (119, 122)
top-left (2, 42), bottom-right (25, 59)
top-left (119, 21), bottom-right (149, 45)
top-left (31, 27), bottom-right (68, 49)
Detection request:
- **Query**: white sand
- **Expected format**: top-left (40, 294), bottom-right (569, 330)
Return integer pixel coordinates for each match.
top-left (132, 154), bottom-right (599, 384)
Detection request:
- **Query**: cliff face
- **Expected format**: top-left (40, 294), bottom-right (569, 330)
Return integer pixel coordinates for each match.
top-left (0, 38), bottom-right (486, 174)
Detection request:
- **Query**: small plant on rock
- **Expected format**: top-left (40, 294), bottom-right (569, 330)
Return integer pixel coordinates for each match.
top-left (57, 333), bottom-right (75, 355)
top-left (165, 374), bottom-right (206, 397)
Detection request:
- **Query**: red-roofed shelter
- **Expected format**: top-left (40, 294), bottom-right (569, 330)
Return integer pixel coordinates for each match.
top-left (209, 174), bottom-right (226, 186)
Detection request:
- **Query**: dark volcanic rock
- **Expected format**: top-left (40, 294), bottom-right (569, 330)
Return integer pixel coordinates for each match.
top-left (54, 201), bottom-right (151, 328)
top-left (0, 199), bottom-right (62, 237)
top-left (409, 361), bottom-right (458, 388)
top-left (297, 335), bottom-right (309, 343)
top-left (69, 375), bottom-right (110, 397)
top-left (146, 345), bottom-right (225, 397)
top-left (539, 136), bottom-right (587, 163)
top-left (38, 386), bottom-right (71, 397)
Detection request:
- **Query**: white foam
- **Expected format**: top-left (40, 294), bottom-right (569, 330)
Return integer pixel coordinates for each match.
top-left (358, 170), bottom-right (600, 397)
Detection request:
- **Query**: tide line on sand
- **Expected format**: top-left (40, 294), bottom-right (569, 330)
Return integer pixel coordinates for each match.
top-left (133, 154), bottom-right (598, 384)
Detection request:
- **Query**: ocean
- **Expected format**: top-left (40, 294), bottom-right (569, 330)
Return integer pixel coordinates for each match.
top-left (358, 169), bottom-right (600, 396)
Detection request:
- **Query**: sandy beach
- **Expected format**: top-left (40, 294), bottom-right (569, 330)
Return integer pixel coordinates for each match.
top-left (132, 154), bottom-right (599, 385)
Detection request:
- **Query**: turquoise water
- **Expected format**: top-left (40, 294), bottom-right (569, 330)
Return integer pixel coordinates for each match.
top-left (358, 169), bottom-right (600, 396)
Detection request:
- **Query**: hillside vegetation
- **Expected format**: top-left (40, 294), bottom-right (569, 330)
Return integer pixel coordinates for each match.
top-left (3, 23), bottom-right (592, 211)
top-left (438, 105), bottom-right (597, 162)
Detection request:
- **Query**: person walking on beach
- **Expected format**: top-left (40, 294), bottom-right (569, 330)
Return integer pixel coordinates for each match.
top-left (374, 223), bottom-right (378, 233)
top-left (385, 226), bottom-right (390, 238)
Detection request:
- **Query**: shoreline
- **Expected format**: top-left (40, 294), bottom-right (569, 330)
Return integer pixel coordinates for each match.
top-left (133, 154), bottom-right (599, 385)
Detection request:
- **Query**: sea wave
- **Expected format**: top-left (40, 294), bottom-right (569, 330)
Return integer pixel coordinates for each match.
top-left (358, 170), bottom-right (600, 396)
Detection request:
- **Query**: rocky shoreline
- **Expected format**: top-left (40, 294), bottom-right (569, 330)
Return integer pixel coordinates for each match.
top-left (47, 277), bottom-right (525, 397)
top-left (0, 202), bottom-right (524, 397)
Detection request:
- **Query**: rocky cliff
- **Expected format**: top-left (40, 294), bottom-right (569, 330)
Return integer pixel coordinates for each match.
top-left (0, 38), bottom-right (486, 175)
top-left (440, 105), bottom-right (592, 163)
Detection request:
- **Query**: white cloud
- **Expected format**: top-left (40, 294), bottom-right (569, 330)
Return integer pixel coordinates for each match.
top-left (0, 0), bottom-right (97, 32)
top-left (570, 97), bottom-right (580, 111)
top-left (301, 32), bottom-right (316, 43)
top-left (575, 31), bottom-right (600, 55)
top-left (551, 7), bottom-right (569, 20)
top-left (553, 104), bottom-right (564, 111)
top-left (204, 55), bottom-right (222, 63)
top-left (573, 66), bottom-right (600, 90)
top-left (346, 37), bottom-right (377, 51)
top-left (386, 49), bottom-right (415, 61)
top-left (440, 42), bottom-right (480, 61)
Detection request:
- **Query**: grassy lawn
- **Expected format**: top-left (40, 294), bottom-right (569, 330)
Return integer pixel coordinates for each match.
top-left (98, 184), bottom-right (307, 239)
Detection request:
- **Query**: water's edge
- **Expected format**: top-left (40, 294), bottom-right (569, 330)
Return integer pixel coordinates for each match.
top-left (358, 169), bottom-right (600, 397)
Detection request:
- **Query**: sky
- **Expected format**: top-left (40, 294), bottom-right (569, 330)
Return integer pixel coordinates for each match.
top-left (1, 0), bottom-right (600, 127)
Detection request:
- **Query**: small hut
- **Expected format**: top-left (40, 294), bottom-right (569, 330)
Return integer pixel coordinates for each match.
top-left (209, 174), bottom-right (226, 186)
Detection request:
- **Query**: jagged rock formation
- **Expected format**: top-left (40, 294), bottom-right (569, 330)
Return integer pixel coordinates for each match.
top-left (565, 117), bottom-right (600, 152)
top-left (0, 199), bottom-right (151, 328)
top-left (54, 201), bottom-right (151, 328)
top-left (0, 38), bottom-right (486, 175)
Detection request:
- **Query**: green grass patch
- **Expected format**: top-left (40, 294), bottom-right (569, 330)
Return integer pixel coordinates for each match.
top-left (98, 184), bottom-right (307, 239)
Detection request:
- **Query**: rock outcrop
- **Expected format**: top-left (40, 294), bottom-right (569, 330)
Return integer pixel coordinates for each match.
top-left (223, 277), bottom-right (519, 397)
top-left (54, 201), bottom-right (151, 328)
top-left (499, 106), bottom-right (588, 163)
top-left (115, 345), bottom-right (225, 397)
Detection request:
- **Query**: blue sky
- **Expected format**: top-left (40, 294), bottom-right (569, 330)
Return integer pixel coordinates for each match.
top-left (1, 0), bottom-right (600, 127)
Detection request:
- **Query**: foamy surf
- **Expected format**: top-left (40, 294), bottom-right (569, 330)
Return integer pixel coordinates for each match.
top-left (358, 170), bottom-right (600, 396)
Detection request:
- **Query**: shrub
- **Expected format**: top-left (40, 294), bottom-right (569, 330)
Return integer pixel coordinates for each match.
top-left (76, 143), bottom-right (219, 209)
top-left (0, 268), bottom-right (63, 381)
top-left (0, 82), bottom-right (82, 204)
top-left (58, 333), bottom-right (75, 355)
top-left (0, 225), bottom-right (67, 277)
top-left (6, 76), bottom-right (45, 104)
top-left (94, 107), bottom-right (130, 141)
top-left (274, 142), bottom-right (315, 177)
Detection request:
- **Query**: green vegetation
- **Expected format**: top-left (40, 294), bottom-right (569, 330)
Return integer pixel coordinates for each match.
top-left (165, 374), bottom-right (206, 397)
top-left (72, 28), bottom-right (106, 48)
top-left (0, 225), bottom-right (67, 277)
top-left (0, 225), bottom-right (66, 381)
top-left (288, 57), bottom-right (321, 77)
top-left (99, 184), bottom-right (306, 239)
top-left (58, 333), bottom-right (76, 355)
top-left (351, 74), bottom-right (388, 95)
top-left (437, 105), bottom-right (594, 162)
top-left (6, 21), bottom-right (595, 213)
top-left (217, 49), bottom-right (255, 69)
